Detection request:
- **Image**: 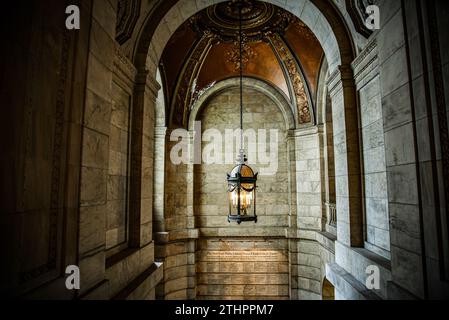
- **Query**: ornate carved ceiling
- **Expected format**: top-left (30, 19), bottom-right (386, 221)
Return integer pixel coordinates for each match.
top-left (197, 40), bottom-right (289, 98)
top-left (160, 0), bottom-right (324, 128)
top-left (191, 0), bottom-right (291, 42)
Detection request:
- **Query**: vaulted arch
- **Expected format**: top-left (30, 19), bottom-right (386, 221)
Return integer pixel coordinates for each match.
top-left (188, 77), bottom-right (295, 131)
top-left (133, 0), bottom-right (363, 249)
top-left (133, 0), bottom-right (356, 76)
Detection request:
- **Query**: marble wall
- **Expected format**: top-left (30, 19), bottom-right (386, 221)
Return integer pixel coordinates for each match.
top-left (196, 239), bottom-right (289, 300)
top-left (353, 40), bottom-right (391, 259)
top-left (359, 75), bottom-right (390, 257)
top-left (106, 75), bottom-right (131, 252)
top-left (0, 0), bottom-right (92, 298)
top-left (78, 0), bottom-right (163, 300)
top-left (193, 87), bottom-right (291, 299)
top-left (195, 87), bottom-right (290, 230)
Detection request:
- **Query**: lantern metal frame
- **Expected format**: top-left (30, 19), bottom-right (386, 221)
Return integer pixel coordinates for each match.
top-left (227, 153), bottom-right (258, 224)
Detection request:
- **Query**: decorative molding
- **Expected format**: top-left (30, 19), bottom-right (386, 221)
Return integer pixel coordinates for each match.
top-left (190, 1), bottom-right (291, 43)
top-left (293, 125), bottom-right (323, 137)
top-left (326, 70), bottom-right (343, 98)
top-left (116, 0), bottom-right (141, 45)
top-left (154, 126), bottom-right (168, 137)
top-left (20, 25), bottom-right (72, 284)
top-left (345, 0), bottom-right (375, 38)
top-left (114, 44), bottom-right (138, 92)
top-left (188, 77), bottom-right (295, 132)
top-left (170, 33), bottom-right (215, 127)
top-left (190, 81), bottom-right (216, 110)
top-left (352, 37), bottom-right (377, 71)
top-left (327, 68), bottom-right (341, 89)
top-left (225, 34), bottom-right (257, 72)
top-left (134, 69), bottom-right (161, 98)
top-left (269, 33), bottom-right (311, 125)
top-left (352, 38), bottom-right (378, 89)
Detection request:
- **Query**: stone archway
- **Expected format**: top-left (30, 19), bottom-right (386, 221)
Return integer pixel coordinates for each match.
top-left (134, 0), bottom-right (363, 248)
top-left (134, 0), bottom-right (353, 78)
top-left (133, 0), bottom-right (364, 300)
top-left (188, 77), bottom-right (295, 132)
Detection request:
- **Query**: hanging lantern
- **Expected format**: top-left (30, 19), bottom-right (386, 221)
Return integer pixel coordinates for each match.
top-left (227, 151), bottom-right (258, 224)
top-left (226, 1), bottom-right (258, 224)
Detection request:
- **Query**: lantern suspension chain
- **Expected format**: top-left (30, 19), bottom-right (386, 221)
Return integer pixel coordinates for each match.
top-left (239, 3), bottom-right (244, 154)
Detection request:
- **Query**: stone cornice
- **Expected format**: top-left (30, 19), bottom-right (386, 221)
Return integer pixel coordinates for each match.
top-left (154, 229), bottom-right (199, 244)
top-left (352, 38), bottom-right (377, 70)
top-left (293, 125), bottom-right (324, 138)
top-left (351, 38), bottom-right (379, 89)
top-left (114, 43), bottom-right (138, 92)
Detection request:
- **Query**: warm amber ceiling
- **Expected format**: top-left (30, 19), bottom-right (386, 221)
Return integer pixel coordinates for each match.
top-left (160, 0), bottom-right (324, 127)
top-left (160, 23), bottom-right (198, 103)
top-left (284, 22), bottom-right (324, 97)
top-left (198, 41), bottom-right (290, 98)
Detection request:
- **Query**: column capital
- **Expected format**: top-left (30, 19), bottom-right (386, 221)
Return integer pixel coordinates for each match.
top-left (327, 64), bottom-right (355, 98)
top-left (135, 69), bottom-right (161, 98)
top-left (290, 125), bottom-right (324, 138)
top-left (154, 126), bottom-right (167, 137)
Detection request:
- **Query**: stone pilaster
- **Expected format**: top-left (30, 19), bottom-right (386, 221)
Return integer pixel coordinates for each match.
top-left (327, 65), bottom-right (363, 248)
top-left (78, 0), bottom-right (118, 298)
top-left (294, 126), bottom-right (324, 232)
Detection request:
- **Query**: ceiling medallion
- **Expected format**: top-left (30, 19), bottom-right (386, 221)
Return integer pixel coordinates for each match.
top-left (212, 0), bottom-right (270, 27)
top-left (191, 0), bottom-right (292, 43)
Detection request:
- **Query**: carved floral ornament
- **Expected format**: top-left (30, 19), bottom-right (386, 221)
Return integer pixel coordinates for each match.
top-left (225, 34), bottom-right (258, 72)
top-left (269, 34), bottom-right (312, 124)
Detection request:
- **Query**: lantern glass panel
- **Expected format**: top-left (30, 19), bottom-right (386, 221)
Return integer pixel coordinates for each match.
top-left (227, 164), bottom-right (257, 223)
